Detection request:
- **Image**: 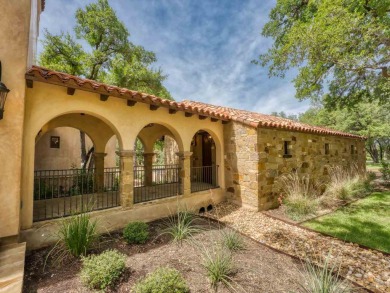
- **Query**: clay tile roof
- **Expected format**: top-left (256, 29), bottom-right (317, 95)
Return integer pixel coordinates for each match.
top-left (41, 0), bottom-right (45, 11)
top-left (25, 65), bottom-right (363, 139)
top-left (180, 100), bottom-right (364, 139)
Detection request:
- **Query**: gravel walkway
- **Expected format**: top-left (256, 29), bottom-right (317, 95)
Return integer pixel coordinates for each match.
top-left (207, 202), bottom-right (390, 293)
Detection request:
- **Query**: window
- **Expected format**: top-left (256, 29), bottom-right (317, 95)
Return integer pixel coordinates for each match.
top-left (283, 141), bottom-right (292, 158)
top-left (351, 145), bottom-right (357, 155)
top-left (324, 143), bottom-right (330, 155)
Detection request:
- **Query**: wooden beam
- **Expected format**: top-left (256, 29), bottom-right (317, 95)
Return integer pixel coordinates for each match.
top-left (67, 87), bottom-right (75, 95)
top-left (150, 105), bottom-right (159, 111)
top-left (185, 112), bottom-right (193, 117)
top-left (127, 100), bottom-right (137, 107)
top-left (199, 115), bottom-right (207, 120)
top-left (169, 109), bottom-right (177, 114)
top-left (26, 79), bottom-right (33, 88)
top-left (222, 120), bottom-right (229, 124)
top-left (211, 117), bottom-right (218, 122)
top-left (100, 94), bottom-right (109, 101)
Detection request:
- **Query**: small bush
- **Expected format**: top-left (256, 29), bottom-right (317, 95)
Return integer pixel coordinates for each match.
top-left (221, 230), bottom-right (245, 252)
top-left (123, 222), bottom-right (149, 244)
top-left (161, 210), bottom-right (200, 244)
top-left (80, 249), bottom-right (126, 290)
top-left (279, 173), bottom-right (320, 220)
top-left (300, 254), bottom-right (352, 293)
top-left (201, 247), bottom-right (235, 291)
top-left (134, 267), bottom-right (189, 293)
top-left (366, 171), bottom-right (377, 182)
top-left (380, 161), bottom-right (390, 183)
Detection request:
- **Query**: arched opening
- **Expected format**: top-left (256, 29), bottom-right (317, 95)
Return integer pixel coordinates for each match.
top-left (133, 123), bottom-right (181, 203)
top-left (33, 113), bottom-right (120, 222)
top-left (190, 130), bottom-right (219, 192)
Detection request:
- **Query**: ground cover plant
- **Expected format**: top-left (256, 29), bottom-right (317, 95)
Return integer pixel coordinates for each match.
top-left (134, 267), bottom-right (189, 293)
top-left (123, 221), bottom-right (149, 244)
top-left (80, 249), bottom-right (126, 290)
top-left (303, 191), bottom-right (390, 253)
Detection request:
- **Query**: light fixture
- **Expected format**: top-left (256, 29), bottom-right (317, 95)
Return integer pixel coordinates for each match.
top-left (0, 61), bottom-right (10, 120)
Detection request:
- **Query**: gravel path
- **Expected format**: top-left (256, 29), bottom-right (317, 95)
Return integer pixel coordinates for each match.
top-left (207, 202), bottom-right (390, 293)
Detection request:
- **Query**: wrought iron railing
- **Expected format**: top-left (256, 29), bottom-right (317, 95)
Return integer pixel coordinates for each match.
top-left (133, 164), bottom-right (181, 203)
top-left (33, 167), bottom-right (120, 222)
top-left (191, 165), bottom-right (219, 193)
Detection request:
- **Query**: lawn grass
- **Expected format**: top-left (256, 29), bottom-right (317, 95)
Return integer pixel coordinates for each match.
top-left (366, 161), bottom-right (381, 171)
top-left (303, 191), bottom-right (390, 253)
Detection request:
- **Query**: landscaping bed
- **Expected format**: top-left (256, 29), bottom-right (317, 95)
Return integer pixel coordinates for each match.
top-left (24, 218), bottom-right (309, 293)
top-left (208, 202), bottom-right (390, 293)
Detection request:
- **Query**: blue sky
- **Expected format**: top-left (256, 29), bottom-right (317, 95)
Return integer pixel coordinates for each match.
top-left (38, 0), bottom-right (311, 114)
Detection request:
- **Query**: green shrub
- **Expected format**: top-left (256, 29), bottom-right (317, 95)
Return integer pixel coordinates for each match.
top-left (380, 161), bottom-right (390, 183)
top-left (279, 173), bottom-right (320, 220)
top-left (221, 230), bottom-right (245, 252)
top-left (134, 267), bottom-right (189, 293)
top-left (201, 247), bottom-right (235, 291)
top-left (80, 249), bottom-right (126, 290)
top-left (123, 222), bottom-right (149, 244)
top-left (161, 210), bottom-right (200, 244)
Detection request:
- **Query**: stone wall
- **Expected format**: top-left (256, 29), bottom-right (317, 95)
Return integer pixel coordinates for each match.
top-left (224, 122), bottom-right (366, 211)
top-left (257, 127), bottom-right (366, 210)
top-left (224, 122), bottom-right (259, 209)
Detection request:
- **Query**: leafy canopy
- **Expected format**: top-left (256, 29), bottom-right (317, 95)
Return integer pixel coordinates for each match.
top-left (39, 0), bottom-right (172, 99)
top-left (258, 0), bottom-right (390, 108)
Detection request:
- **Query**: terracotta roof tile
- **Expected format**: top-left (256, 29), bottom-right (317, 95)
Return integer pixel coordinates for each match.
top-left (25, 66), bottom-right (363, 139)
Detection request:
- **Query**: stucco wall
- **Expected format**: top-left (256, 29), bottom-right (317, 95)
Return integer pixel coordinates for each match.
top-left (35, 127), bottom-right (117, 170)
top-left (21, 81), bottom-right (226, 229)
top-left (0, 0), bottom-right (32, 239)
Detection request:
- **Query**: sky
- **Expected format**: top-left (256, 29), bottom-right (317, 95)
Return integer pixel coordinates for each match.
top-left (37, 0), bottom-right (311, 115)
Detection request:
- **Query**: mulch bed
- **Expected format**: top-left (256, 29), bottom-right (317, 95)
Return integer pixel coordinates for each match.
top-left (24, 218), bottom-right (310, 293)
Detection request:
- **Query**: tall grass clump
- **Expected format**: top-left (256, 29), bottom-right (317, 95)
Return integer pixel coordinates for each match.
top-left (201, 246), bottom-right (236, 292)
top-left (279, 173), bottom-right (320, 220)
top-left (161, 209), bottom-right (200, 244)
top-left (46, 212), bottom-right (98, 267)
top-left (299, 254), bottom-right (352, 293)
top-left (325, 166), bottom-right (367, 203)
top-left (220, 230), bottom-right (245, 252)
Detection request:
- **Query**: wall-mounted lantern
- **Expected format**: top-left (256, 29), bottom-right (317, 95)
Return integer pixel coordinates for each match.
top-left (0, 61), bottom-right (11, 120)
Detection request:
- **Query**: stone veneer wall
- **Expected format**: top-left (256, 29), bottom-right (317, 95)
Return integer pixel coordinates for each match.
top-left (257, 127), bottom-right (366, 210)
top-left (224, 122), bottom-right (259, 209)
top-left (224, 121), bottom-right (366, 211)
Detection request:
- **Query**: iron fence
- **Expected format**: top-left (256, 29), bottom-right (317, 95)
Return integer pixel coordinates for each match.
top-left (134, 164), bottom-right (181, 203)
top-left (33, 167), bottom-right (120, 222)
top-left (191, 165), bottom-right (219, 193)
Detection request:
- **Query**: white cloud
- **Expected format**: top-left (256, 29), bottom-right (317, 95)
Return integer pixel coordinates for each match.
top-left (38, 0), bottom-right (309, 115)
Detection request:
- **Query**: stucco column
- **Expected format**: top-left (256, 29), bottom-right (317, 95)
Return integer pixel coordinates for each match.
top-left (143, 153), bottom-right (155, 186)
top-left (93, 152), bottom-right (106, 193)
top-left (116, 150), bottom-right (135, 208)
top-left (176, 152), bottom-right (193, 196)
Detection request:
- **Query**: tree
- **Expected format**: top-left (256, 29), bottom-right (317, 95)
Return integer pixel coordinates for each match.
top-left (271, 111), bottom-right (299, 121)
top-left (39, 0), bottom-right (172, 169)
top-left (299, 102), bottom-right (390, 162)
top-left (258, 0), bottom-right (390, 108)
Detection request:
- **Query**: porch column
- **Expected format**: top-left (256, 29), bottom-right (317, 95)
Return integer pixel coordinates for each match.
top-left (116, 150), bottom-right (135, 208)
top-left (176, 151), bottom-right (193, 196)
top-left (93, 152), bottom-right (106, 192)
top-left (143, 152), bottom-right (155, 186)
